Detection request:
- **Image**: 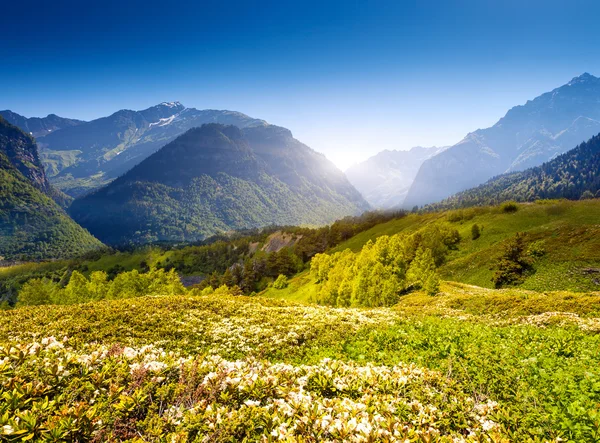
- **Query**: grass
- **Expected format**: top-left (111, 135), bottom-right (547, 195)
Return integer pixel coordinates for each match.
top-left (260, 270), bottom-right (318, 302)
top-left (330, 200), bottom-right (600, 291)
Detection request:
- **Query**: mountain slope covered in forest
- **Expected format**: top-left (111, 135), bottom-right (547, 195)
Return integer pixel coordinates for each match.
top-left (22, 102), bottom-right (267, 196)
top-left (404, 73), bottom-right (600, 207)
top-left (0, 119), bottom-right (102, 260)
top-left (430, 132), bottom-right (600, 210)
top-left (69, 124), bottom-right (369, 245)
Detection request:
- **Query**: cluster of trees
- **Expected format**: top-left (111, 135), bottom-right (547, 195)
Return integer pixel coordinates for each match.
top-left (17, 268), bottom-right (184, 306)
top-left (199, 247), bottom-right (303, 293)
top-left (311, 225), bottom-right (460, 307)
top-left (427, 133), bottom-right (600, 211)
top-left (193, 210), bottom-right (407, 293)
top-left (0, 210), bottom-right (407, 305)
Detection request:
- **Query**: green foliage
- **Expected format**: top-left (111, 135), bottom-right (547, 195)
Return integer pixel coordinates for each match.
top-left (407, 247), bottom-right (440, 295)
top-left (0, 286), bottom-right (599, 441)
top-left (311, 226), bottom-right (454, 306)
top-left (17, 268), bottom-right (185, 306)
top-left (471, 223), bottom-right (481, 240)
top-left (272, 274), bottom-right (289, 289)
top-left (527, 240), bottom-right (546, 258)
top-left (492, 233), bottom-right (533, 288)
top-left (500, 201), bottom-right (518, 213)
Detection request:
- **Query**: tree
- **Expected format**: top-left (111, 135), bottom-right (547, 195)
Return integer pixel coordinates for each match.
top-left (407, 247), bottom-right (439, 295)
top-left (17, 279), bottom-right (58, 306)
top-left (423, 272), bottom-right (440, 296)
top-left (63, 271), bottom-right (90, 304)
top-left (492, 233), bottom-right (532, 288)
top-left (580, 190), bottom-right (594, 200)
top-left (471, 224), bottom-right (481, 240)
top-left (273, 274), bottom-right (289, 289)
top-left (222, 268), bottom-right (235, 287)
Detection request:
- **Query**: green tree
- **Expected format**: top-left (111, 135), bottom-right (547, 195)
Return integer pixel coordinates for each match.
top-left (17, 279), bottom-right (59, 306)
top-left (492, 233), bottom-right (532, 288)
top-left (407, 247), bottom-right (439, 295)
top-left (273, 274), bottom-right (289, 289)
top-left (471, 224), bottom-right (481, 240)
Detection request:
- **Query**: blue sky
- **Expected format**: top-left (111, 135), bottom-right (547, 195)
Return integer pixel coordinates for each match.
top-left (2, 0), bottom-right (600, 169)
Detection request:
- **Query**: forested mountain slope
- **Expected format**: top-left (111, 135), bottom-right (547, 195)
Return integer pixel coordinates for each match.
top-left (69, 124), bottom-right (369, 245)
top-left (0, 153), bottom-right (102, 261)
top-left (404, 73), bottom-right (600, 207)
top-left (430, 132), bottom-right (600, 210)
top-left (22, 102), bottom-right (267, 196)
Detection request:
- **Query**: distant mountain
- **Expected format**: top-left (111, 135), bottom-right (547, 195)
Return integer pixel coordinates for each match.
top-left (0, 110), bottom-right (84, 138)
top-left (345, 146), bottom-right (447, 208)
top-left (0, 117), bottom-right (102, 260)
top-left (69, 123), bottom-right (370, 245)
top-left (404, 73), bottom-right (600, 208)
top-left (428, 132), bottom-right (600, 210)
top-left (31, 102), bottom-right (267, 197)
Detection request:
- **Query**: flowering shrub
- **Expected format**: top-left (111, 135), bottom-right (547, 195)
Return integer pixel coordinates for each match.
top-left (0, 288), bottom-right (599, 441)
top-left (0, 339), bottom-right (500, 442)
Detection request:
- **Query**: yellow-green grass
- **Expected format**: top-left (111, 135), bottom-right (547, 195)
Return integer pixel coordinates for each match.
top-left (330, 199), bottom-right (600, 291)
top-left (260, 270), bottom-right (318, 303)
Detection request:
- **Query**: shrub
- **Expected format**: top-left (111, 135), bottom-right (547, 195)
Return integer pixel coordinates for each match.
top-left (492, 233), bottom-right (532, 288)
top-left (500, 201), bottom-right (518, 213)
top-left (527, 240), bottom-right (546, 258)
top-left (17, 268), bottom-right (185, 306)
top-left (471, 224), bottom-right (481, 240)
top-left (273, 274), bottom-right (289, 289)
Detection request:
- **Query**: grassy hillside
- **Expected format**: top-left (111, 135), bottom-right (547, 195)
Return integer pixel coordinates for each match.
top-left (323, 199), bottom-right (600, 292)
top-left (1, 286), bottom-right (599, 441)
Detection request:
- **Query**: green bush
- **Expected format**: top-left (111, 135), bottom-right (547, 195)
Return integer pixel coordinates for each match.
top-left (471, 224), bottom-right (481, 240)
top-left (500, 201), bottom-right (519, 213)
top-left (273, 274), bottom-right (289, 289)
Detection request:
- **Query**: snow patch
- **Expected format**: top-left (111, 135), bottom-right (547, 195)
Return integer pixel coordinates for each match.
top-left (160, 102), bottom-right (182, 108)
top-left (149, 114), bottom-right (176, 128)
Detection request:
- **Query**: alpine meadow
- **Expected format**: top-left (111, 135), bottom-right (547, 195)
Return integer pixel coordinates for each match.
top-left (2, 1), bottom-right (600, 442)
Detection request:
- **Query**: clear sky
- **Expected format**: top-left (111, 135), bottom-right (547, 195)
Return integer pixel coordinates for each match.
top-left (2, 0), bottom-right (600, 169)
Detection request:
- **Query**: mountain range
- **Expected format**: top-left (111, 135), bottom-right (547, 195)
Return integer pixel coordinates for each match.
top-left (0, 110), bottom-right (84, 138)
top-left (428, 131), bottom-right (600, 210)
top-left (0, 117), bottom-right (102, 260)
top-left (345, 146), bottom-right (447, 208)
top-left (69, 123), bottom-right (370, 245)
top-left (5, 102), bottom-right (267, 197)
top-left (404, 73), bottom-right (600, 208)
